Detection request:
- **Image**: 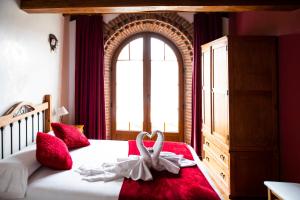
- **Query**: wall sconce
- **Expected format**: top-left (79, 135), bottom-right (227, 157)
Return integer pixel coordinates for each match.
top-left (48, 34), bottom-right (58, 51)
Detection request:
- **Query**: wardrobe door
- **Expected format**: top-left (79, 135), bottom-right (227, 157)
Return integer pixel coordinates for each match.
top-left (211, 40), bottom-right (229, 146)
top-left (201, 45), bottom-right (211, 135)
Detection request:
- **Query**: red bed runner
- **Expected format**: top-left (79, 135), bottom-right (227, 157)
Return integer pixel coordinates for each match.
top-left (118, 141), bottom-right (220, 200)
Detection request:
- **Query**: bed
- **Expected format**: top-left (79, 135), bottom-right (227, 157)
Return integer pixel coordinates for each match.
top-left (0, 95), bottom-right (222, 200)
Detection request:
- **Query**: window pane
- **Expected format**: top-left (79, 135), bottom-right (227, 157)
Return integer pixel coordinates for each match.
top-left (118, 44), bottom-right (129, 60)
top-left (130, 38), bottom-right (143, 60)
top-left (151, 39), bottom-right (179, 132)
top-left (151, 38), bottom-right (164, 61)
top-left (116, 38), bottom-right (144, 131)
top-left (165, 44), bottom-right (177, 61)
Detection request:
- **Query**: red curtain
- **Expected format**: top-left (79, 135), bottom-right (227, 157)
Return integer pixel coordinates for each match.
top-left (191, 13), bottom-right (222, 156)
top-left (75, 15), bottom-right (106, 139)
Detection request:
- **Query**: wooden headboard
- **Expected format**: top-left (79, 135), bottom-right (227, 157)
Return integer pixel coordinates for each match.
top-left (0, 95), bottom-right (52, 159)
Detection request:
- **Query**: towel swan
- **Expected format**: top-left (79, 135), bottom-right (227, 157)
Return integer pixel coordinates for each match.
top-left (77, 131), bottom-right (195, 182)
top-left (138, 130), bottom-right (181, 174)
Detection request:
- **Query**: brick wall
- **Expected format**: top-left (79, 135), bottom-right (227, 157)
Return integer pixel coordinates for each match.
top-left (103, 13), bottom-right (193, 144)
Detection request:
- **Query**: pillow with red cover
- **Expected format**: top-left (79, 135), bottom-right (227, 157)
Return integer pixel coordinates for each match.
top-left (36, 132), bottom-right (72, 170)
top-left (51, 122), bottom-right (90, 149)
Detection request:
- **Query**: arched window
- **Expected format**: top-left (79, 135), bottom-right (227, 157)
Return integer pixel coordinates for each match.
top-left (112, 33), bottom-right (183, 141)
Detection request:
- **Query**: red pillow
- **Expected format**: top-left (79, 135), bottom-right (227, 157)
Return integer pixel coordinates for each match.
top-left (36, 132), bottom-right (72, 170)
top-left (51, 123), bottom-right (90, 149)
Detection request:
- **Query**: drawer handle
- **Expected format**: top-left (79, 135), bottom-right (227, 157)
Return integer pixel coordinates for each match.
top-left (220, 154), bottom-right (225, 161)
top-left (205, 141), bottom-right (210, 146)
top-left (205, 157), bottom-right (210, 162)
top-left (220, 172), bottom-right (225, 179)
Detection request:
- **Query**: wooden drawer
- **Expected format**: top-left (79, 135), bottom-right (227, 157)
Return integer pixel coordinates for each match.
top-left (204, 132), bottom-right (229, 150)
top-left (203, 147), bottom-right (230, 189)
top-left (204, 135), bottom-right (229, 168)
top-left (203, 163), bottom-right (230, 200)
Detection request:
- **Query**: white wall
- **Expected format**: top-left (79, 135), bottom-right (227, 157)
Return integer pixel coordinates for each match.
top-left (103, 14), bottom-right (120, 24)
top-left (66, 20), bottom-right (76, 124)
top-left (58, 18), bottom-right (76, 124)
top-left (0, 0), bottom-right (64, 120)
top-left (177, 12), bottom-right (194, 23)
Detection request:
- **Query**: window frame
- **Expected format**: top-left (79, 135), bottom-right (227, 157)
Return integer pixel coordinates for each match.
top-left (111, 32), bottom-right (184, 142)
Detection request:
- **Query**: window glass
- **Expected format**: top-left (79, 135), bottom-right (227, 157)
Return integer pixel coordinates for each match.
top-left (151, 38), bottom-right (164, 61)
top-left (118, 44), bottom-right (129, 60)
top-left (116, 38), bottom-right (144, 131)
top-left (115, 35), bottom-right (180, 134)
top-left (130, 38), bottom-right (143, 60)
top-left (151, 38), bottom-right (179, 132)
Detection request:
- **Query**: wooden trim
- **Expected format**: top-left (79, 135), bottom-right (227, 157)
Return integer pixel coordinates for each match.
top-left (0, 103), bottom-right (48, 128)
top-left (21, 6), bottom-right (299, 14)
top-left (20, 0), bottom-right (300, 13)
top-left (267, 189), bottom-right (284, 200)
top-left (0, 95), bottom-right (51, 129)
top-left (144, 34), bottom-right (151, 132)
top-left (44, 95), bottom-right (52, 132)
top-left (267, 189), bottom-right (272, 200)
top-left (111, 32), bottom-right (184, 141)
top-left (1, 101), bottom-right (34, 118)
top-left (111, 50), bottom-right (117, 140)
top-left (114, 130), bottom-right (182, 142)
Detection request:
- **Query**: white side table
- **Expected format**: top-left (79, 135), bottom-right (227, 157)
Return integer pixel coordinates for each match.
top-left (264, 181), bottom-right (300, 200)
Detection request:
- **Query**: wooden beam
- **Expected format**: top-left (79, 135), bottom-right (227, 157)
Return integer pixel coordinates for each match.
top-left (21, 0), bottom-right (300, 13)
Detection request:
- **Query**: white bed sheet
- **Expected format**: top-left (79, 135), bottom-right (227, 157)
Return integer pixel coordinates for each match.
top-left (21, 140), bottom-right (221, 200)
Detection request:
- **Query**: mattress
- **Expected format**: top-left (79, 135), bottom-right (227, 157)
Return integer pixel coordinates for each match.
top-left (21, 140), bottom-right (221, 200)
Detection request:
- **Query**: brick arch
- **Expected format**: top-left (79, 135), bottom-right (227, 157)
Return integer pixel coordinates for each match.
top-left (104, 14), bottom-right (193, 144)
top-left (104, 13), bottom-right (193, 46)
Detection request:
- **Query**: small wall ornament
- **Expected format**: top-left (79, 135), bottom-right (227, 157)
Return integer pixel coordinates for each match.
top-left (48, 34), bottom-right (58, 51)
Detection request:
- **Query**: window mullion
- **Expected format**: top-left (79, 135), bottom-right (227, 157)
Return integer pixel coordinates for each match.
top-left (143, 34), bottom-right (151, 132)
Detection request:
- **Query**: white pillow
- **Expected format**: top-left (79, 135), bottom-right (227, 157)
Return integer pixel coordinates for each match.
top-left (0, 144), bottom-right (40, 199)
top-left (47, 130), bottom-right (55, 136)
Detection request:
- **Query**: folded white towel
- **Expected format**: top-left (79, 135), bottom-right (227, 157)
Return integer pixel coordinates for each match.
top-left (76, 131), bottom-right (196, 182)
top-left (77, 155), bottom-right (153, 181)
top-left (160, 151), bottom-right (196, 167)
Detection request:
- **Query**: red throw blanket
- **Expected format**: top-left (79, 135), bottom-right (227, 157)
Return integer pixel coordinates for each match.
top-left (119, 141), bottom-right (220, 200)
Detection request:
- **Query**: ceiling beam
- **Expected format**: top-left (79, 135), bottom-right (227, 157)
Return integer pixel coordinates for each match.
top-left (20, 0), bottom-right (300, 13)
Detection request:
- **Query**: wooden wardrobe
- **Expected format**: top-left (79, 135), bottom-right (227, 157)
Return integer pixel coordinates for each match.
top-left (201, 36), bottom-right (278, 200)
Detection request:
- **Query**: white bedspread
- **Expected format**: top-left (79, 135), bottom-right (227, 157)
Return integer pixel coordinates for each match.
top-left (19, 140), bottom-right (221, 200)
top-left (23, 140), bottom-right (127, 200)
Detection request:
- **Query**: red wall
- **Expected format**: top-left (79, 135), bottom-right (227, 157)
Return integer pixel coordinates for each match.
top-left (231, 11), bottom-right (300, 36)
top-left (279, 34), bottom-right (300, 182)
top-left (230, 10), bottom-right (300, 182)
